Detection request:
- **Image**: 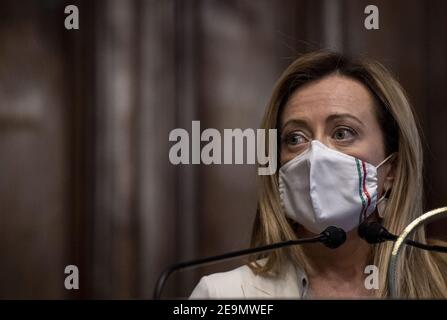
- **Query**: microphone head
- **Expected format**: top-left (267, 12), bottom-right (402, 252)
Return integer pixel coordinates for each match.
top-left (358, 221), bottom-right (388, 244)
top-left (321, 226), bottom-right (346, 249)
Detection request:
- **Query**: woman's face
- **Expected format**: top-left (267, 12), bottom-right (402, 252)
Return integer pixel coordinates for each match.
top-left (279, 74), bottom-right (393, 196)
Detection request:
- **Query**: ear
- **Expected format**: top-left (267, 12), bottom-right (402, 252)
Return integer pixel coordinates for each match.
top-left (383, 153), bottom-right (397, 191)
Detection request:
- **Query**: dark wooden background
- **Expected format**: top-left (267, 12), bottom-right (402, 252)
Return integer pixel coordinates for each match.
top-left (0, 0), bottom-right (446, 299)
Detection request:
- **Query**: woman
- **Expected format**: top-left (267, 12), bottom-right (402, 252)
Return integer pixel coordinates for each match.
top-left (190, 51), bottom-right (447, 298)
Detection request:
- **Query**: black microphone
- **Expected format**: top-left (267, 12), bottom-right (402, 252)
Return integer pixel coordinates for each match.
top-left (358, 221), bottom-right (397, 243)
top-left (358, 221), bottom-right (447, 253)
top-left (321, 226), bottom-right (348, 248)
top-left (153, 226), bottom-right (346, 299)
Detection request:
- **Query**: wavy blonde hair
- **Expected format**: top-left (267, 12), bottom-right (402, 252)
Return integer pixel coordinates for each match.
top-left (249, 50), bottom-right (447, 298)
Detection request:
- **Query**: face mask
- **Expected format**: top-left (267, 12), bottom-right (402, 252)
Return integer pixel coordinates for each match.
top-left (278, 140), bottom-right (393, 234)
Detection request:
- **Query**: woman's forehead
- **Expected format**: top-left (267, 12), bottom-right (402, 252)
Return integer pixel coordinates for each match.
top-left (281, 75), bottom-right (376, 124)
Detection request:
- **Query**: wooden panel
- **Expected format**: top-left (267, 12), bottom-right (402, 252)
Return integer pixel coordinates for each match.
top-left (0, 2), bottom-right (69, 298)
top-left (90, 0), bottom-right (139, 298)
top-left (425, 0), bottom-right (447, 238)
top-left (137, 0), bottom-right (179, 298)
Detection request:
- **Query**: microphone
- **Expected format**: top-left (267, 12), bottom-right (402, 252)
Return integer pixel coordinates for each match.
top-left (321, 226), bottom-right (348, 248)
top-left (358, 221), bottom-right (447, 253)
top-left (153, 226), bottom-right (346, 299)
top-left (358, 221), bottom-right (396, 243)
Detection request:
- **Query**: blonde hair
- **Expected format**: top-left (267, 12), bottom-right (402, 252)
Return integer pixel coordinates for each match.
top-left (250, 50), bottom-right (447, 298)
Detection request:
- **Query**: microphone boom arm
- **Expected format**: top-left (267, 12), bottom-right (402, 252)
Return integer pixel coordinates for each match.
top-left (153, 226), bottom-right (345, 299)
top-left (153, 235), bottom-right (322, 300)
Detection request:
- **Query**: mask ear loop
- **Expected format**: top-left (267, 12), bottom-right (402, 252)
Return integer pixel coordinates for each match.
top-left (376, 152), bottom-right (396, 170)
top-left (377, 188), bottom-right (391, 219)
top-left (376, 153), bottom-right (396, 219)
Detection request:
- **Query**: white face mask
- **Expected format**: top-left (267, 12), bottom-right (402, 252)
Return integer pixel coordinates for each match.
top-left (278, 140), bottom-right (393, 234)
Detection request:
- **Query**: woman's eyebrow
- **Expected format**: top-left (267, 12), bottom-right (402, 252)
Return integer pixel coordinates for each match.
top-left (326, 113), bottom-right (365, 126)
top-left (280, 118), bottom-right (312, 132)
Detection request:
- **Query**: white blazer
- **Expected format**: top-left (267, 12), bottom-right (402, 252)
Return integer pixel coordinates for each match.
top-left (189, 259), bottom-right (309, 299)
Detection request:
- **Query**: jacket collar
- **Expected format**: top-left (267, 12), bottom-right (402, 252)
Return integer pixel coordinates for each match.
top-left (241, 260), bottom-right (309, 298)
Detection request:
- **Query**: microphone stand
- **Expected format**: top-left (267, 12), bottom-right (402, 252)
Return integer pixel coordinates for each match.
top-left (388, 207), bottom-right (447, 298)
top-left (359, 221), bottom-right (447, 253)
top-left (153, 226), bottom-right (345, 299)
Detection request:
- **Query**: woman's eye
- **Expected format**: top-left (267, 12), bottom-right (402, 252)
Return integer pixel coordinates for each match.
top-left (332, 127), bottom-right (356, 141)
top-left (285, 132), bottom-right (307, 145)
